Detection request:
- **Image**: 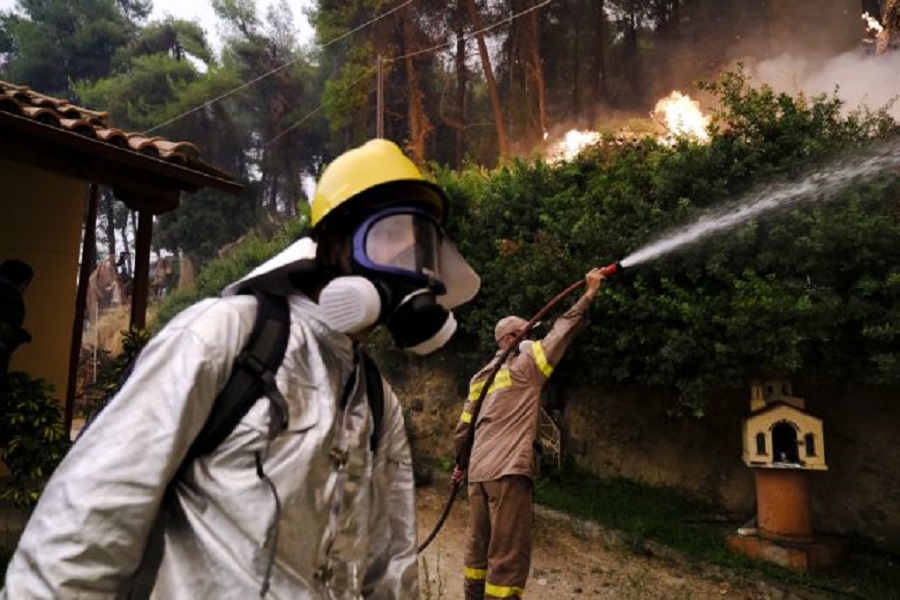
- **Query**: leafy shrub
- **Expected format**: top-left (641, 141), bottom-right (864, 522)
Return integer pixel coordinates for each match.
top-left (0, 372), bottom-right (70, 507)
top-left (154, 217), bottom-right (308, 330)
top-left (438, 67), bottom-right (900, 412)
top-left (78, 327), bottom-right (151, 419)
top-left (154, 68), bottom-right (900, 415)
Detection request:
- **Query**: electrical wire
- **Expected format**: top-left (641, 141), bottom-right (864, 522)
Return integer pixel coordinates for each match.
top-left (262, 0), bottom-right (556, 147)
top-left (143, 0), bottom-right (413, 135)
top-left (388, 0), bottom-right (553, 64)
top-left (264, 65), bottom-right (378, 148)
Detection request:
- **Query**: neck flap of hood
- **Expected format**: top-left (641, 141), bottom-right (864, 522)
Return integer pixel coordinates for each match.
top-left (222, 237), bottom-right (319, 297)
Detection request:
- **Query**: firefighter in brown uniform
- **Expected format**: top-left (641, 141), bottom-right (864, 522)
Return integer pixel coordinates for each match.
top-left (451, 267), bottom-right (606, 599)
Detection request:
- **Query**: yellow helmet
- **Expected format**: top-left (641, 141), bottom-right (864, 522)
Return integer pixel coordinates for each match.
top-left (311, 139), bottom-right (447, 230)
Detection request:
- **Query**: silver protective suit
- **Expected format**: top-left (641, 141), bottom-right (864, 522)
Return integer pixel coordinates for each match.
top-left (1, 253), bottom-right (419, 598)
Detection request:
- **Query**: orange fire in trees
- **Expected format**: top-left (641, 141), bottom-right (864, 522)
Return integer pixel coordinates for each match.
top-left (545, 90), bottom-right (710, 162)
top-left (653, 91), bottom-right (710, 143)
top-left (547, 129), bottom-right (603, 162)
top-left (862, 11), bottom-right (884, 35)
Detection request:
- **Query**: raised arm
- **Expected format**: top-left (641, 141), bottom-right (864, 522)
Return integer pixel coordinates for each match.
top-left (533, 268), bottom-right (605, 369)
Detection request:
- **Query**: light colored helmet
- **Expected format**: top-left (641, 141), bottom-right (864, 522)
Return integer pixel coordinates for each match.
top-left (311, 139), bottom-right (447, 230)
top-left (495, 315), bottom-right (529, 343)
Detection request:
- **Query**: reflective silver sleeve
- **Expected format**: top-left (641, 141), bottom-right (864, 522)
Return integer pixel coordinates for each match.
top-left (1, 299), bottom-right (241, 598)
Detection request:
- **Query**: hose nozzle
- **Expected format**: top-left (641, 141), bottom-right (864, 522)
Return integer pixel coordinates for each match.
top-left (598, 261), bottom-right (622, 278)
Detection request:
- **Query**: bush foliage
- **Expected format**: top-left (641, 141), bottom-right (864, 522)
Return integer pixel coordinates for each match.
top-left (155, 69), bottom-right (900, 414)
top-left (0, 372), bottom-right (70, 506)
top-left (153, 217), bottom-right (310, 331)
top-left (441, 69), bottom-right (900, 412)
top-left (78, 327), bottom-right (152, 419)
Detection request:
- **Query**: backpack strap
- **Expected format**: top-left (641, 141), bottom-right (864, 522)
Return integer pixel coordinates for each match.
top-left (361, 350), bottom-right (384, 453)
top-left (186, 289), bottom-right (291, 460)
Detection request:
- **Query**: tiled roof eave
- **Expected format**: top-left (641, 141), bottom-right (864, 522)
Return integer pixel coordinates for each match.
top-left (0, 109), bottom-right (243, 200)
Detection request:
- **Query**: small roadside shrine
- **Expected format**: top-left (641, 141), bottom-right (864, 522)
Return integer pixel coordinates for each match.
top-left (728, 379), bottom-right (846, 571)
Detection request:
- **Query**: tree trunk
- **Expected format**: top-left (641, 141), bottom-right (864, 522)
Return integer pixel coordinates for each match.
top-left (102, 189), bottom-right (116, 259)
top-left (454, 0), bottom-right (468, 167)
top-left (527, 1), bottom-right (549, 136)
top-left (466, 0), bottom-right (509, 160)
top-left (623, 0), bottom-right (641, 104)
top-left (403, 5), bottom-right (432, 166)
top-left (568, 1), bottom-right (580, 118)
top-left (590, 0), bottom-right (608, 108)
top-left (508, 2), bottom-right (519, 143)
top-left (118, 218), bottom-right (129, 271)
top-left (129, 208), bottom-right (138, 265)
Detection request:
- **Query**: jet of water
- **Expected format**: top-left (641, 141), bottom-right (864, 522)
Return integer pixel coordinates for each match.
top-left (620, 139), bottom-right (900, 269)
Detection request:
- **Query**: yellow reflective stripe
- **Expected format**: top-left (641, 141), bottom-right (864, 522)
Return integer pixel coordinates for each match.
top-left (531, 341), bottom-right (553, 377)
top-left (485, 582), bottom-right (525, 597)
top-left (460, 410), bottom-right (473, 423)
top-left (488, 368), bottom-right (512, 394)
top-left (464, 566), bottom-right (487, 580)
top-left (469, 369), bottom-right (512, 401)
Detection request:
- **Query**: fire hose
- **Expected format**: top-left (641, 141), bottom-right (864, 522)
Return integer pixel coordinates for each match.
top-left (417, 261), bottom-right (622, 553)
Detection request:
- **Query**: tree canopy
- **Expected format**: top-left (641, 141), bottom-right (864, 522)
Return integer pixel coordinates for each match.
top-left (1, 0), bottom-right (875, 264)
top-left (5, 0), bottom-right (900, 412)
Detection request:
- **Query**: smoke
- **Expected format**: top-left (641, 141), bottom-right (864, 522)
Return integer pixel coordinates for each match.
top-left (750, 50), bottom-right (900, 118)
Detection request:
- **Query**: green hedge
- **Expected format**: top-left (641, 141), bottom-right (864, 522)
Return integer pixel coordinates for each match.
top-left (441, 69), bottom-right (900, 412)
top-left (153, 217), bottom-right (309, 331)
top-left (156, 69), bottom-right (900, 413)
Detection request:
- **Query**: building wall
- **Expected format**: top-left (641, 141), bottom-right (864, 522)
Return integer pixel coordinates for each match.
top-left (0, 158), bottom-right (86, 402)
top-left (397, 359), bottom-right (900, 552)
top-left (561, 382), bottom-right (900, 552)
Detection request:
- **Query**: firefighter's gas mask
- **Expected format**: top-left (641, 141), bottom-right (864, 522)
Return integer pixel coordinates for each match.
top-left (318, 206), bottom-right (480, 355)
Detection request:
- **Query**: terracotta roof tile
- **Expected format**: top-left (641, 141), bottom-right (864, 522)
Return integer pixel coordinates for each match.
top-left (0, 79), bottom-right (236, 182)
top-left (95, 128), bottom-right (130, 147)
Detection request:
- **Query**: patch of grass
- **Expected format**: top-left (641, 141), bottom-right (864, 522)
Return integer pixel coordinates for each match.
top-left (534, 465), bottom-right (900, 599)
top-left (535, 468), bottom-right (732, 561)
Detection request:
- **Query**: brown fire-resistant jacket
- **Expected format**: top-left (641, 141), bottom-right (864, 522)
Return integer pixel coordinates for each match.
top-left (453, 293), bottom-right (593, 482)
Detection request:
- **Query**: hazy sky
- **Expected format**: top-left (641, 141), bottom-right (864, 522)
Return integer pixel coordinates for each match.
top-left (0, 0), bottom-right (314, 54)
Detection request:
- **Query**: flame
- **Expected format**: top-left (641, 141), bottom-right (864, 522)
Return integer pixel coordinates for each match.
top-left (654, 91), bottom-right (709, 143)
top-left (547, 129), bottom-right (602, 162)
top-left (544, 90), bottom-right (709, 162)
top-left (863, 11), bottom-right (884, 34)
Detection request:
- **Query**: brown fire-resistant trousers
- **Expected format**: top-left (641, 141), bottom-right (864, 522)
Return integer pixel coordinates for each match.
top-left (464, 475), bottom-right (533, 600)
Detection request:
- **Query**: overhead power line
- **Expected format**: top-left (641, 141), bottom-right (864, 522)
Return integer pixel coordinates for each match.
top-left (263, 0), bottom-right (556, 147)
top-left (265, 65), bottom-right (379, 147)
top-left (389, 0), bottom-right (552, 64)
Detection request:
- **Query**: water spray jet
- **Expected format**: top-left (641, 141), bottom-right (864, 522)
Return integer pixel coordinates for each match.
top-left (619, 137), bottom-right (900, 269)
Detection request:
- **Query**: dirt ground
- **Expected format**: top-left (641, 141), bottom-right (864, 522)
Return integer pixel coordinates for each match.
top-left (2, 479), bottom-right (831, 598)
top-left (415, 483), bottom-right (823, 600)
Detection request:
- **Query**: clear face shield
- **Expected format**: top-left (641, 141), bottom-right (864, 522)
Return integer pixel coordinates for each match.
top-left (352, 207), bottom-right (480, 309)
top-left (317, 204), bottom-right (479, 355)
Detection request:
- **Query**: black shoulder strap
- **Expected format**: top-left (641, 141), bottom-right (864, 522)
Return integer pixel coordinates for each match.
top-left (361, 350), bottom-right (384, 453)
top-left (126, 292), bottom-right (290, 600)
top-left (186, 289), bottom-right (291, 460)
